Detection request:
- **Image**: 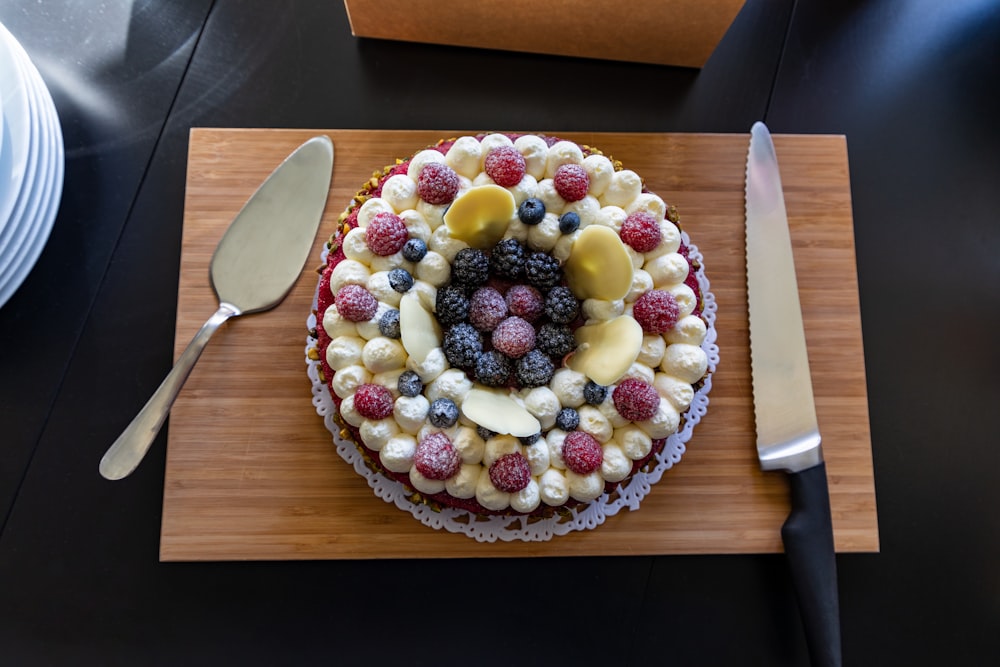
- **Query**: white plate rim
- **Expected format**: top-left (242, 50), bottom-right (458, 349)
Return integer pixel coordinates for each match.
top-left (0, 23), bottom-right (32, 236)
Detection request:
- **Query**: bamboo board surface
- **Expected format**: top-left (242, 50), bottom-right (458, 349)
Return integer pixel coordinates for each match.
top-left (160, 129), bottom-right (879, 561)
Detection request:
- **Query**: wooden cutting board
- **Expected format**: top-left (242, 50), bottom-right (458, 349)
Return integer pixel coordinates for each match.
top-left (160, 129), bottom-right (879, 561)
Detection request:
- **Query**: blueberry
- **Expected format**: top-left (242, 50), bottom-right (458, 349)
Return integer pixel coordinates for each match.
top-left (476, 425), bottom-right (496, 441)
top-left (583, 380), bottom-right (608, 405)
top-left (428, 398), bottom-right (459, 428)
top-left (517, 197), bottom-right (546, 225)
top-left (397, 370), bottom-right (423, 397)
top-left (558, 211), bottom-right (581, 234)
top-left (555, 407), bottom-right (580, 431)
top-left (388, 268), bottom-right (414, 293)
top-left (401, 238), bottom-right (428, 262)
top-left (378, 309), bottom-right (401, 338)
top-left (519, 433), bottom-right (541, 446)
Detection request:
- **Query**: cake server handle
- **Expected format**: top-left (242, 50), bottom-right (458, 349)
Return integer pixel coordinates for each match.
top-left (99, 303), bottom-right (240, 480)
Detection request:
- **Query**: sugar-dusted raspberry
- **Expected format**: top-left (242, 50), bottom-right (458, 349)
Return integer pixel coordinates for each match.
top-left (612, 378), bottom-right (660, 421)
top-left (484, 145), bottom-right (527, 187)
top-left (544, 286), bottom-right (580, 324)
top-left (428, 398), bottom-right (460, 428)
top-left (489, 452), bottom-right (532, 493)
top-left (492, 316), bottom-right (536, 359)
top-left (553, 163), bottom-right (590, 202)
top-left (475, 350), bottom-right (512, 387)
top-left (353, 383), bottom-right (395, 420)
top-left (620, 211), bottom-right (662, 252)
top-left (414, 432), bottom-right (461, 480)
top-left (632, 289), bottom-right (679, 334)
top-left (451, 248), bottom-right (490, 287)
top-left (562, 431), bottom-right (603, 474)
top-left (417, 162), bottom-right (460, 205)
top-left (469, 286), bottom-right (508, 332)
top-left (514, 349), bottom-right (554, 388)
top-left (490, 238), bottom-right (526, 280)
top-left (505, 284), bottom-right (544, 322)
top-left (335, 284), bottom-right (378, 322)
top-left (366, 211), bottom-right (409, 256)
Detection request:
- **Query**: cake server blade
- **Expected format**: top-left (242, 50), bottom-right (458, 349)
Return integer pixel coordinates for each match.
top-left (745, 121), bottom-right (841, 666)
top-left (99, 135), bottom-right (334, 480)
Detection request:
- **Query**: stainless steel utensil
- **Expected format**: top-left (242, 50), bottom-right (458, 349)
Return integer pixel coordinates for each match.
top-left (99, 135), bottom-right (334, 480)
top-left (745, 121), bottom-right (842, 666)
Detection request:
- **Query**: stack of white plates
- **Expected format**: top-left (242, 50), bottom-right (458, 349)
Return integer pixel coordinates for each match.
top-left (0, 22), bottom-right (64, 308)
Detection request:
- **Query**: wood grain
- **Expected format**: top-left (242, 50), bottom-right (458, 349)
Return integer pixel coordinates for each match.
top-left (160, 129), bottom-right (879, 561)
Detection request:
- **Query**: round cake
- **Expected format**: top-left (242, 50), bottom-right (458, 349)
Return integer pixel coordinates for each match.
top-left (307, 133), bottom-right (715, 532)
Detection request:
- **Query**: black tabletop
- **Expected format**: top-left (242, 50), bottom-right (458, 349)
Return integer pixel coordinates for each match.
top-left (1, 0), bottom-right (997, 664)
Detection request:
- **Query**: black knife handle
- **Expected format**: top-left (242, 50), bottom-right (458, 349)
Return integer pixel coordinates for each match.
top-left (781, 461), bottom-right (843, 667)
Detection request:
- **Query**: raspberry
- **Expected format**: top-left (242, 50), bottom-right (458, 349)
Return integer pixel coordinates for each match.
top-left (544, 286), bottom-right (580, 324)
top-left (443, 323), bottom-right (483, 367)
top-left (562, 431), bottom-right (603, 474)
top-left (558, 211), bottom-right (581, 234)
top-left (489, 238), bottom-right (525, 280)
top-left (401, 238), bottom-right (428, 262)
top-left (492, 316), bottom-right (536, 358)
top-left (335, 284), bottom-right (378, 322)
top-left (397, 370), bottom-right (423, 397)
top-left (484, 145), bottom-right (527, 187)
top-left (517, 197), bottom-right (546, 226)
top-left (535, 322), bottom-right (576, 358)
top-left (435, 285), bottom-right (470, 327)
top-left (429, 398), bottom-right (460, 428)
top-left (505, 284), bottom-right (544, 322)
top-left (468, 286), bottom-right (508, 332)
top-left (417, 162), bottom-right (460, 205)
top-left (388, 267), bottom-right (414, 293)
top-left (612, 378), bottom-right (660, 421)
top-left (475, 350), bottom-right (513, 387)
top-left (524, 252), bottom-right (562, 289)
top-left (632, 289), bottom-right (679, 334)
top-left (583, 380), bottom-right (608, 405)
top-left (620, 211), bottom-right (662, 252)
top-left (366, 211), bottom-right (409, 256)
top-left (489, 452), bottom-right (532, 493)
top-left (514, 349), bottom-right (554, 388)
top-left (378, 309), bottom-right (401, 338)
top-left (555, 407), bottom-right (580, 431)
top-left (353, 384), bottom-right (394, 420)
top-left (553, 163), bottom-right (589, 202)
top-left (451, 248), bottom-right (490, 287)
top-left (414, 432), bottom-right (461, 480)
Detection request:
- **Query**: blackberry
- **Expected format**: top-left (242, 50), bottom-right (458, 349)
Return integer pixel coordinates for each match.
top-left (583, 380), bottom-right (608, 405)
top-left (544, 286), bottom-right (579, 324)
top-left (388, 267), bottom-right (414, 293)
top-left (397, 370), bottom-right (423, 397)
top-left (435, 285), bottom-right (470, 326)
top-left (519, 432), bottom-right (541, 446)
top-left (535, 322), bottom-right (576, 357)
top-left (514, 349), bottom-right (554, 388)
top-left (428, 398), bottom-right (460, 428)
top-left (489, 238), bottom-right (525, 280)
top-left (451, 248), bottom-right (490, 287)
top-left (475, 350), bottom-right (512, 387)
top-left (517, 197), bottom-right (546, 225)
top-left (401, 238), bottom-right (427, 262)
top-left (378, 309), bottom-right (401, 338)
top-left (442, 323), bottom-right (482, 368)
top-left (524, 251), bottom-right (562, 289)
top-left (555, 407), bottom-right (580, 431)
top-left (558, 211), bottom-right (581, 234)
top-left (476, 425), bottom-right (496, 441)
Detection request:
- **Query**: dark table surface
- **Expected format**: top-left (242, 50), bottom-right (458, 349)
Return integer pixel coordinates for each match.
top-left (1, 0), bottom-right (998, 664)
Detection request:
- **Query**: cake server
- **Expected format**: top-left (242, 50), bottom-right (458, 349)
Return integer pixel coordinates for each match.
top-left (99, 135), bottom-right (334, 480)
top-left (745, 122), bottom-right (841, 666)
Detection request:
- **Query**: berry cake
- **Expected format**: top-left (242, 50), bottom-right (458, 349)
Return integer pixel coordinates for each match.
top-left (306, 133), bottom-right (716, 538)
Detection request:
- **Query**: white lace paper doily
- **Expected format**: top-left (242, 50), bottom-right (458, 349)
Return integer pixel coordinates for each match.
top-left (305, 233), bottom-right (719, 542)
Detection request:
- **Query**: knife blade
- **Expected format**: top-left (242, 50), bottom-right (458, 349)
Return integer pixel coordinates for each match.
top-left (745, 121), bottom-right (842, 666)
top-left (99, 135), bottom-right (334, 480)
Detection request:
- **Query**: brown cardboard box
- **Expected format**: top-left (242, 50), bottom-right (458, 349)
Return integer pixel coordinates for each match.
top-left (343, 0), bottom-right (746, 69)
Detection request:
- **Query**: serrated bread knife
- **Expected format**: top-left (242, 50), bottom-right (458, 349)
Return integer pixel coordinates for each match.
top-left (100, 135), bottom-right (334, 480)
top-left (745, 122), bottom-right (841, 666)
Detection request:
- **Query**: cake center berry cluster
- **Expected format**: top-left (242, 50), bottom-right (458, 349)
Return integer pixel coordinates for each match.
top-left (435, 205), bottom-right (583, 391)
